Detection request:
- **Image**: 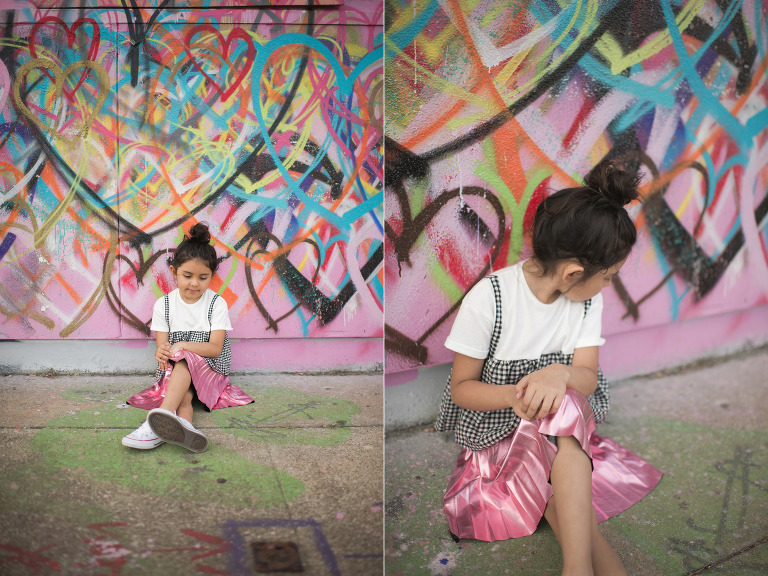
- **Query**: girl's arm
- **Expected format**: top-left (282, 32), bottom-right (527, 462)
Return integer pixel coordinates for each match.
top-left (450, 352), bottom-right (530, 418)
top-left (516, 346), bottom-right (599, 420)
top-left (168, 330), bottom-right (226, 358)
top-left (155, 331), bottom-right (170, 372)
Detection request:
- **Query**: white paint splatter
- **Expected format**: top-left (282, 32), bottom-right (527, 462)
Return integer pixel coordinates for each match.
top-left (427, 541), bottom-right (462, 575)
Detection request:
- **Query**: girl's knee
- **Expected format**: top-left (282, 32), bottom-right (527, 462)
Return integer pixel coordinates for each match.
top-left (558, 435), bottom-right (579, 448)
top-left (555, 436), bottom-right (591, 465)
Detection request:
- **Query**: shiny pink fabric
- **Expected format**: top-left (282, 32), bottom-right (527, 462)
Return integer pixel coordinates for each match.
top-left (127, 351), bottom-right (253, 411)
top-left (443, 390), bottom-right (662, 541)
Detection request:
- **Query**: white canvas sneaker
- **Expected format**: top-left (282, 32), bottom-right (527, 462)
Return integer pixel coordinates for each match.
top-left (147, 408), bottom-right (208, 453)
top-left (121, 420), bottom-right (164, 449)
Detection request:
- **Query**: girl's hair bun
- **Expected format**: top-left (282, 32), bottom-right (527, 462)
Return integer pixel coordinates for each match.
top-left (187, 222), bottom-right (212, 244)
top-left (584, 163), bottom-right (641, 208)
top-left (170, 222), bottom-right (219, 273)
top-left (529, 163), bottom-right (640, 278)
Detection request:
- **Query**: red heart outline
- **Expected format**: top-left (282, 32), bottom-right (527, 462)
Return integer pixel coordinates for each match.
top-left (29, 16), bottom-right (101, 99)
top-left (183, 25), bottom-right (255, 102)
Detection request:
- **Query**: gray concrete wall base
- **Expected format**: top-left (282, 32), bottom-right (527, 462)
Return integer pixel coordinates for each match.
top-left (385, 363), bottom-right (452, 431)
top-left (385, 334), bottom-right (768, 431)
top-left (0, 338), bottom-right (382, 375)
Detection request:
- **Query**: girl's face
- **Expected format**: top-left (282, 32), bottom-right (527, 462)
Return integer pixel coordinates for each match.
top-left (563, 258), bottom-right (626, 302)
top-left (171, 258), bottom-right (213, 304)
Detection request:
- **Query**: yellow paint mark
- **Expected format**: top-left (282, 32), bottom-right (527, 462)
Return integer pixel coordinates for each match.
top-left (14, 58), bottom-right (109, 143)
top-left (494, 45), bottom-right (533, 87)
top-left (595, 0), bottom-right (705, 74)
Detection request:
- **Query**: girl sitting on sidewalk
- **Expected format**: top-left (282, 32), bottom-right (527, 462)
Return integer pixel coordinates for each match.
top-left (435, 164), bottom-right (662, 575)
top-left (122, 223), bottom-right (253, 453)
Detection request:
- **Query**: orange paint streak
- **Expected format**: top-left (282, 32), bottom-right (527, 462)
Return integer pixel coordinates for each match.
top-left (208, 275), bottom-right (238, 308)
top-left (399, 1), bottom-right (576, 194)
top-left (55, 272), bottom-right (83, 305)
top-left (74, 238), bottom-right (88, 268)
top-left (446, 0), bottom-right (528, 199)
top-left (400, 98), bottom-right (466, 150)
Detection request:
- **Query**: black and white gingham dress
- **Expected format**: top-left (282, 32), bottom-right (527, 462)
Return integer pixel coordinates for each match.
top-left (434, 275), bottom-right (610, 451)
top-left (153, 293), bottom-right (232, 382)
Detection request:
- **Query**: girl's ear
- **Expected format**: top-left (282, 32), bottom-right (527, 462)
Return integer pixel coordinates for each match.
top-left (169, 265), bottom-right (176, 276)
top-left (562, 261), bottom-right (584, 284)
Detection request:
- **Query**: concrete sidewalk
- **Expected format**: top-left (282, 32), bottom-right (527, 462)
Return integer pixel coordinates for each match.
top-left (0, 372), bottom-right (383, 575)
top-left (385, 348), bottom-right (768, 575)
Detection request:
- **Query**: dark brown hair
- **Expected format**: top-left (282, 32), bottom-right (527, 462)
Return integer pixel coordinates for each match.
top-left (170, 223), bottom-right (219, 273)
top-left (530, 163), bottom-right (641, 278)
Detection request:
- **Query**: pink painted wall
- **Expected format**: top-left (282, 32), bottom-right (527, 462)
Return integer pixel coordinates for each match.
top-left (385, 0), bottom-right (768, 375)
top-left (0, 1), bottom-right (384, 367)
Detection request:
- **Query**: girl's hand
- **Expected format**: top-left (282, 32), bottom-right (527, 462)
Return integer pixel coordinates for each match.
top-left (509, 385), bottom-right (535, 422)
top-left (155, 342), bottom-right (172, 372)
top-left (168, 342), bottom-right (185, 357)
top-left (515, 364), bottom-right (569, 420)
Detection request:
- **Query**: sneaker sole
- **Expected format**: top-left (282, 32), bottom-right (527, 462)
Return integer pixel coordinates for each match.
top-left (121, 437), bottom-right (163, 450)
top-left (148, 411), bottom-right (208, 453)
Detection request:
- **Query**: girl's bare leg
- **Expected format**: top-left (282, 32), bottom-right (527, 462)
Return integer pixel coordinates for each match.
top-left (159, 360), bottom-right (193, 420)
top-left (547, 435), bottom-right (594, 576)
top-left (546, 499), bottom-right (628, 576)
top-left (590, 513), bottom-right (628, 576)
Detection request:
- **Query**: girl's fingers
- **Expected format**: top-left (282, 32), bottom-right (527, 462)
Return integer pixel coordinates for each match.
top-left (527, 398), bottom-right (542, 420)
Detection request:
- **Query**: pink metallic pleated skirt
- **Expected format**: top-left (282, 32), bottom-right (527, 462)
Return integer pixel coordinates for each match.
top-left (127, 351), bottom-right (253, 411)
top-left (443, 390), bottom-right (662, 542)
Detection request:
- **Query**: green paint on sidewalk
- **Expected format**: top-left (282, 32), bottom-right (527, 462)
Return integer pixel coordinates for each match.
top-left (210, 385), bottom-right (360, 446)
top-left (386, 415), bottom-right (768, 576)
top-left (31, 407), bottom-right (305, 508)
top-left (0, 459), bottom-right (112, 525)
top-left (604, 418), bottom-right (768, 575)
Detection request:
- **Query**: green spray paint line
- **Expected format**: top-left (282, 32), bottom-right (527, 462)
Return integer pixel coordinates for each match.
top-left (424, 234), bottom-right (465, 303)
top-left (210, 385), bottom-right (360, 447)
top-left (219, 251), bottom-right (238, 293)
top-left (475, 143), bottom-right (552, 265)
top-left (62, 385), bottom-right (360, 447)
top-left (31, 425), bottom-right (304, 508)
top-left (30, 403), bottom-right (305, 507)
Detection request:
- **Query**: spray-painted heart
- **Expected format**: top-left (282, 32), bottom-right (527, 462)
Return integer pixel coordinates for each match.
top-left (183, 25), bottom-right (255, 102)
top-left (385, 177), bottom-right (505, 367)
top-left (252, 34), bottom-right (383, 232)
top-left (14, 58), bottom-right (109, 143)
top-left (29, 16), bottom-right (101, 100)
top-left (243, 227), bottom-right (322, 333)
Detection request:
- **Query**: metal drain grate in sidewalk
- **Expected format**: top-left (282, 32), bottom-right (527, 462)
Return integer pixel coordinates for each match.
top-left (251, 541), bottom-right (304, 573)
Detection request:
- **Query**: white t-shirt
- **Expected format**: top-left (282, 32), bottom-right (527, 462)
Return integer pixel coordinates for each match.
top-left (445, 262), bottom-right (605, 361)
top-left (150, 288), bottom-right (232, 333)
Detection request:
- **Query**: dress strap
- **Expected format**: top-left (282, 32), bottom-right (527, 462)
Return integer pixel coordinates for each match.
top-left (164, 294), bottom-right (170, 331)
top-left (208, 293), bottom-right (218, 326)
top-left (487, 276), bottom-right (503, 359)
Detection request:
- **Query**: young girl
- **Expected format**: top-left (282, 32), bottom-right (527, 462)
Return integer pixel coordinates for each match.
top-left (435, 164), bottom-right (662, 575)
top-left (122, 223), bottom-right (253, 453)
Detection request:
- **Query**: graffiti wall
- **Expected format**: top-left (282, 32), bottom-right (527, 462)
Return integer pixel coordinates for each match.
top-left (0, 0), bottom-right (384, 346)
top-left (385, 0), bottom-right (768, 373)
